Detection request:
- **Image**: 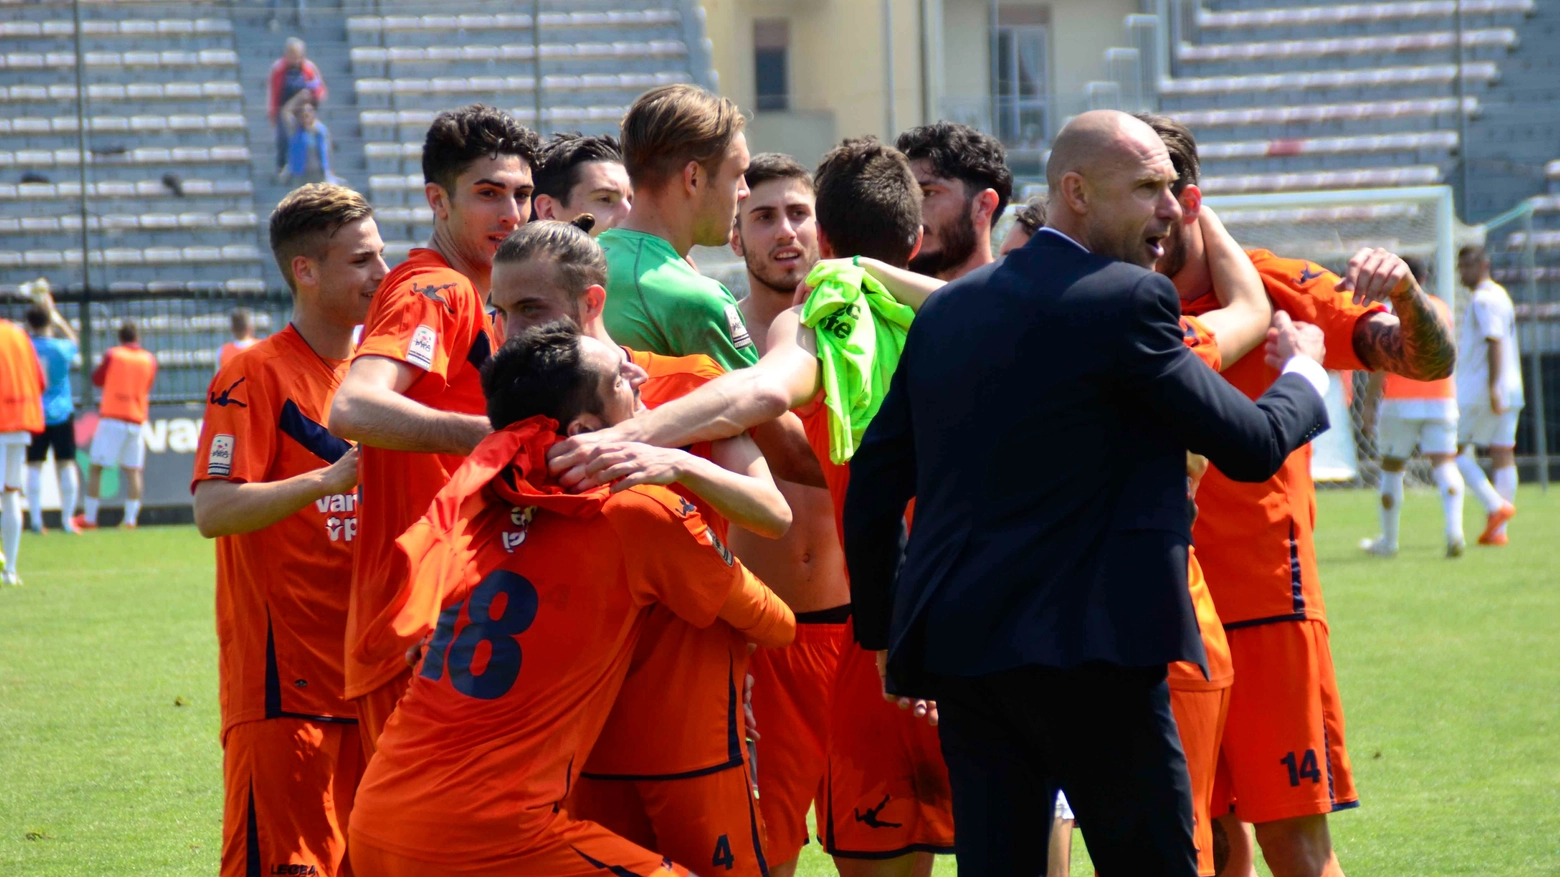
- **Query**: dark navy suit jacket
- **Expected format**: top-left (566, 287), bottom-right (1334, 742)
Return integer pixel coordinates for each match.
top-left (843, 231), bottom-right (1329, 697)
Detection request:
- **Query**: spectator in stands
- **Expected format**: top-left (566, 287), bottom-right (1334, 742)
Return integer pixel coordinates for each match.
top-left (218, 308), bottom-right (259, 372)
top-left (22, 290), bottom-right (81, 535)
top-left (268, 38), bottom-right (327, 175)
top-left (531, 133), bottom-right (633, 235)
top-left (283, 101), bottom-right (340, 185)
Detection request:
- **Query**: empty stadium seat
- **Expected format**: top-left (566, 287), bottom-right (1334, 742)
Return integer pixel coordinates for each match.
top-left (0, 49), bottom-right (237, 69)
top-left (1198, 131), bottom-right (1459, 160)
top-left (0, 178), bottom-right (250, 201)
top-left (1180, 29), bottom-right (1516, 64)
top-left (349, 41), bottom-right (685, 65)
top-left (1159, 62), bottom-right (1499, 96)
top-left (1199, 165), bottom-right (1443, 194)
top-left (1171, 96), bottom-right (1478, 127)
top-left (0, 18), bottom-right (232, 38)
top-left (1198, 0), bottom-right (1535, 30)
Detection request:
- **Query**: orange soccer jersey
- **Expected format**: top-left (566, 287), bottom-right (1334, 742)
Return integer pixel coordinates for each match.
top-left (0, 320), bottom-right (44, 434)
top-left (95, 344), bottom-right (157, 425)
top-left (193, 326), bottom-right (358, 737)
top-left (219, 338), bottom-right (259, 370)
top-left (1182, 250), bottom-right (1382, 626)
top-left (348, 418), bottom-right (788, 869)
top-left (345, 248), bottom-right (494, 704)
top-left (581, 348), bottom-right (750, 781)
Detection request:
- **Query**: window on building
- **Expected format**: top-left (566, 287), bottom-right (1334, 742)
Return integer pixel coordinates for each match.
top-left (993, 6), bottom-right (1048, 149)
top-left (754, 19), bottom-right (790, 112)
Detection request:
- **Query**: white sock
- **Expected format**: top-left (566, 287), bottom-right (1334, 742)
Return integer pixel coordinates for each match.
top-left (1432, 461), bottom-right (1465, 543)
top-left (1378, 470), bottom-right (1404, 549)
top-left (59, 465), bottom-right (78, 521)
top-left (1492, 464), bottom-right (1517, 536)
top-left (2, 491), bottom-right (21, 574)
top-left (1457, 449), bottom-right (1503, 514)
top-left (24, 466), bottom-right (43, 531)
top-left (123, 499), bottom-right (141, 526)
top-left (83, 495), bottom-right (100, 525)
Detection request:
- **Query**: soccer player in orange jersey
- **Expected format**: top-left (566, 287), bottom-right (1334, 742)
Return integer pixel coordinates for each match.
top-left (328, 105), bottom-right (538, 755)
top-left (1359, 256), bottom-right (1466, 558)
top-left (218, 308), bottom-right (260, 371)
top-left (551, 138), bottom-right (956, 877)
top-left (77, 320), bottom-right (156, 530)
top-left (0, 314), bottom-right (44, 585)
top-left (1142, 114), bottom-right (1457, 877)
top-left (489, 218), bottom-right (792, 877)
top-left (347, 322), bottom-right (795, 877)
top-left (727, 153), bottom-right (853, 877)
top-left (192, 184), bottom-right (387, 877)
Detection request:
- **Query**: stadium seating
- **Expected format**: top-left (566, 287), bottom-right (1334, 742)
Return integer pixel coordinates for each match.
top-left (1201, 165), bottom-right (1443, 194)
top-left (1165, 0), bottom-right (1532, 189)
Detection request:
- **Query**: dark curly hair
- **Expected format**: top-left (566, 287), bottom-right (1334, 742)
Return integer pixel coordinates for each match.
top-left (481, 319), bottom-right (604, 432)
top-left (422, 104), bottom-right (541, 195)
top-left (533, 132), bottom-right (623, 207)
top-left (895, 122), bottom-right (1013, 229)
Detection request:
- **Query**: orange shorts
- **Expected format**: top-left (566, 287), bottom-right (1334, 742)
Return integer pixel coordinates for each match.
top-left (352, 667), bottom-right (412, 758)
top-left (1214, 619), bottom-right (1358, 825)
top-left (1170, 684), bottom-right (1231, 877)
top-left (823, 622), bottom-right (955, 860)
top-left (350, 815), bottom-right (689, 877)
top-left (568, 755), bottom-right (769, 877)
top-left (221, 717), bottom-right (363, 877)
top-left (748, 619), bottom-right (846, 865)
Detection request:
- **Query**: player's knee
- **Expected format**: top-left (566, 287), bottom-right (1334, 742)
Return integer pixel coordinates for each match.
top-left (1379, 493), bottom-right (1392, 510)
top-left (1255, 816), bottom-right (1332, 877)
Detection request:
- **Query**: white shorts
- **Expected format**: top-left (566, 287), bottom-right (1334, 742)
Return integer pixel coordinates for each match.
top-left (0, 432), bottom-right (27, 490)
top-left (1377, 414), bottom-right (1458, 460)
top-left (88, 417), bottom-right (146, 469)
top-left (1457, 404), bottom-right (1522, 449)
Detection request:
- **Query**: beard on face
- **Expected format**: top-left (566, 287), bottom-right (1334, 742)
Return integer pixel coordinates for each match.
top-left (908, 197), bottom-right (979, 277)
top-left (1156, 219), bottom-right (1190, 278)
top-left (740, 233), bottom-right (812, 295)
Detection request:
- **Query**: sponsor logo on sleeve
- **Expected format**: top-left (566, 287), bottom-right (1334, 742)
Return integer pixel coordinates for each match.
top-left (725, 304), bottom-right (754, 350)
top-left (207, 434), bottom-right (234, 477)
top-left (407, 324), bottom-right (437, 370)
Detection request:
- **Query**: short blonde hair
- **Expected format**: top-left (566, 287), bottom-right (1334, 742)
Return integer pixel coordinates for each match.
top-left (268, 183), bottom-right (373, 291)
top-left (620, 84), bottom-right (745, 189)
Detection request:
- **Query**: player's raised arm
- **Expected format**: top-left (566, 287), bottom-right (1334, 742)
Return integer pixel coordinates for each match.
top-left (1190, 206), bottom-right (1271, 367)
top-left (329, 355), bottom-right (491, 455)
top-left (549, 307), bottom-right (821, 488)
top-left (1340, 247), bottom-right (1456, 381)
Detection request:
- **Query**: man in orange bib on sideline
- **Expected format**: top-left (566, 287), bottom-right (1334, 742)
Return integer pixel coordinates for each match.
top-left (0, 314), bottom-right (43, 585)
top-left (77, 320), bottom-right (156, 530)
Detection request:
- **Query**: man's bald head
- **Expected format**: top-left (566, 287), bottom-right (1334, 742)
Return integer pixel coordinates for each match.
top-left (1042, 110), bottom-right (1181, 268)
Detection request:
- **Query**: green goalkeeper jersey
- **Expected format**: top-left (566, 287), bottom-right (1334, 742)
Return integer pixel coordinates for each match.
top-left (599, 228), bottom-right (759, 373)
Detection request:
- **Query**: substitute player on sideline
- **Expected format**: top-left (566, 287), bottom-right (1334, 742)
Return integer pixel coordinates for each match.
top-left (1453, 244), bottom-right (1522, 546)
top-left (0, 313), bottom-right (43, 585)
top-left (347, 323), bottom-right (795, 877)
top-left (530, 133), bottom-right (634, 234)
top-left (600, 84), bottom-right (756, 372)
top-left (1143, 115), bottom-right (1456, 877)
top-left (727, 152), bottom-right (850, 877)
top-left (551, 138), bottom-right (956, 877)
top-left (23, 290), bottom-right (82, 533)
top-left (895, 122), bottom-right (1011, 282)
top-left (218, 308), bottom-right (260, 371)
top-left (329, 104), bottom-right (537, 753)
top-left (194, 184), bottom-right (387, 877)
top-left (77, 320), bottom-right (156, 530)
top-left (1359, 256), bottom-right (1465, 558)
top-left (489, 219), bottom-right (790, 876)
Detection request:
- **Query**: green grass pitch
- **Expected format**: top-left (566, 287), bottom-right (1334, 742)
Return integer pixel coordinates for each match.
top-left (1, 487), bottom-right (1556, 875)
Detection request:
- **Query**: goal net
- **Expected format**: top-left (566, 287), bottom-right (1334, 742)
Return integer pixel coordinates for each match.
top-left (1202, 185), bottom-right (1459, 486)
